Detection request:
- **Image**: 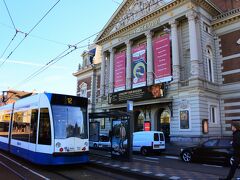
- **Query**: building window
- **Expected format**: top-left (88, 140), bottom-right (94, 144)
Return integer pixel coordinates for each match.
top-left (210, 106), bottom-right (217, 124)
top-left (207, 47), bottom-right (214, 82)
top-left (180, 110), bottom-right (190, 130)
top-left (79, 82), bottom-right (87, 98)
top-left (203, 22), bottom-right (211, 34)
top-left (101, 118), bottom-right (105, 129)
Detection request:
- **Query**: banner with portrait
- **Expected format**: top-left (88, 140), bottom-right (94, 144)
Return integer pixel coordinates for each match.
top-left (153, 34), bottom-right (172, 84)
top-left (111, 119), bottom-right (129, 159)
top-left (114, 51), bottom-right (126, 92)
top-left (132, 44), bottom-right (147, 89)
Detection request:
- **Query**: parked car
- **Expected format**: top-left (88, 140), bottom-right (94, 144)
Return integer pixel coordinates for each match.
top-left (132, 131), bottom-right (165, 155)
top-left (89, 134), bottom-right (111, 149)
top-left (180, 138), bottom-right (233, 165)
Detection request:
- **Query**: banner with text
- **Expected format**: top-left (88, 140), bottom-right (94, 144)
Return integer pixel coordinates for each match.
top-left (114, 51), bottom-right (126, 92)
top-left (132, 44), bottom-right (147, 89)
top-left (153, 34), bottom-right (172, 84)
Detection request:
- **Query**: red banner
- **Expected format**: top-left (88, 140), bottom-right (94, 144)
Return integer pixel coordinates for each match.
top-left (153, 34), bottom-right (172, 83)
top-left (132, 44), bottom-right (147, 88)
top-left (114, 51), bottom-right (126, 92)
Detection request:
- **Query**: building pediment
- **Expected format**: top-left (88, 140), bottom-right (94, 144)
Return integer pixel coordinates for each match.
top-left (96, 0), bottom-right (174, 42)
top-left (96, 0), bottom-right (221, 44)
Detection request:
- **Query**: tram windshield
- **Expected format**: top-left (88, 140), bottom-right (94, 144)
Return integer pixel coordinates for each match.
top-left (52, 105), bottom-right (87, 139)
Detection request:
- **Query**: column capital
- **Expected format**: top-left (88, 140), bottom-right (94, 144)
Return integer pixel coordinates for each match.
top-left (108, 47), bottom-right (116, 53)
top-left (186, 11), bottom-right (197, 21)
top-left (169, 19), bottom-right (178, 27)
top-left (145, 30), bottom-right (153, 38)
top-left (125, 40), bottom-right (132, 46)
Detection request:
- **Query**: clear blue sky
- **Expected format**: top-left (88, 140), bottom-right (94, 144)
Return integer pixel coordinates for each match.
top-left (0, 0), bottom-right (122, 95)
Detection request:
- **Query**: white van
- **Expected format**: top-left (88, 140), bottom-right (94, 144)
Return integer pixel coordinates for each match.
top-left (132, 131), bottom-right (165, 155)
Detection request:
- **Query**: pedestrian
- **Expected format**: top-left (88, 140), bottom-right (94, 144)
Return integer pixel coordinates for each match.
top-left (119, 123), bottom-right (126, 150)
top-left (219, 121), bottom-right (240, 180)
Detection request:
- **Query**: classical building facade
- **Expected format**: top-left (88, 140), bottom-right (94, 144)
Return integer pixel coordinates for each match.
top-left (74, 0), bottom-right (240, 143)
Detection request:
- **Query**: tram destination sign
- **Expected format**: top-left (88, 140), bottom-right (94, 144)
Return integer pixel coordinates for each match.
top-left (108, 83), bottom-right (165, 104)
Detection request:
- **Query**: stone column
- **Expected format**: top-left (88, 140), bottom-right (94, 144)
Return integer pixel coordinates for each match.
top-left (100, 51), bottom-right (106, 96)
top-left (186, 11), bottom-right (199, 77)
top-left (145, 30), bottom-right (154, 86)
top-left (109, 48), bottom-right (115, 93)
top-left (169, 20), bottom-right (180, 81)
top-left (126, 40), bottom-right (132, 90)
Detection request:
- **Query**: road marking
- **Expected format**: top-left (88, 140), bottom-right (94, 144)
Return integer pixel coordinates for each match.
top-left (142, 171), bottom-right (152, 174)
top-left (155, 173), bottom-right (166, 177)
top-left (96, 161), bottom-right (103, 163)
top-left (112, 164), bottom-right (120, 167)
top-left (133, 158), bottom-right (156, 163)
top-left (0, 152), bottom-right (49, 180)
top-left (145, 157), bottom-right (159, 160)
top-left (169, 176), bottom-right (181, 180)
top-left (202, 164), bottom-right (222, 168)
top-left (131, 168), bottom-right (140, 172)
top-left (164, 155), bottom-right (179, 160)
top-left (120, 166), bottom-right (129, 169)
top-left (0, 161), bottom-right (25, 179)
top-left (104, 163), bottom-right (110, 165)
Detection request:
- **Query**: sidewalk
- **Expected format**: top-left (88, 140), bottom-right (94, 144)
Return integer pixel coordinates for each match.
top-left (89, 142), bottom-right (219, 179)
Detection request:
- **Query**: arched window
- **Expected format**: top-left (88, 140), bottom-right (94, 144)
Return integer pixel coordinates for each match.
top-left (137, 112), bottom-right (144, 131)
top-left (206, 47), bottom-right (214, 82)
top-left (79, 82), bottom-right (87, 98)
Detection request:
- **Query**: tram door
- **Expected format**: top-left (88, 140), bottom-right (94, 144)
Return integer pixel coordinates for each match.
top-left (28, 109), bottom-right (38, 152)
top-left (36, 108), bottom-right (52, 153)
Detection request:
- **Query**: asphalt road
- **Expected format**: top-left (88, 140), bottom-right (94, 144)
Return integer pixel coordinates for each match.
top-left (1, 148), bottom-right (240, 180)
top-left (0, 150), bottom-right (136, 180)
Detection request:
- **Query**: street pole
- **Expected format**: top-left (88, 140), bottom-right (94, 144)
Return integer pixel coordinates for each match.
top-left (127, 100), bottom-right (133, 161)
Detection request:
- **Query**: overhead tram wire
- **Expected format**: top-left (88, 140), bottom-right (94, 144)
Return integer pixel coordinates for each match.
top-left (3, 0), bottom-right (17, 29)
top-left (12, 44), bottom-right (91, 90)
top-left (0, 0), bottom-right (19, 67)
top-left (0, 22), bottom-right (70, 47)
top-left (13, 30), bottom-right (100, 89)
top-left (1, 0), bottom-right (61, 68)
top-left (12, 0), bottom-right (164, 89)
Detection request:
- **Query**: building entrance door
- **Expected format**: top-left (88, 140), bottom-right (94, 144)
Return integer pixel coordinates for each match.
top-left (157, 109), bottom-right (170, 142)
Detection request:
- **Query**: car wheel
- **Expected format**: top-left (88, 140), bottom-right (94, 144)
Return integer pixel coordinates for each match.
top-left (141, 147), bottom-right (148, 156)
top-left (93, 143), bottom-right (98, 148)
top-left (181, 151), bottom-right (192, 162)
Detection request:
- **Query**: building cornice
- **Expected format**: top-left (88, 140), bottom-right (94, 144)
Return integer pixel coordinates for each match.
top-left (212, 8), bottom-right (240, 30)
top-left (73, 63), bottom-right (101, 77)
top-left (96, 0), bottom-right (221, 45)
top-left (72, 65), bottom-right (93, 77)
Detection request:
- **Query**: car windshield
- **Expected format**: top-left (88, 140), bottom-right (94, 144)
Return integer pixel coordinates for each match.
top-left (52, 105), bottom-right (87, 139)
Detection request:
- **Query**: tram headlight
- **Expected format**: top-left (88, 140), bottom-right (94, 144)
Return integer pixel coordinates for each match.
top-left (56, 142), bottom-right (61, 148)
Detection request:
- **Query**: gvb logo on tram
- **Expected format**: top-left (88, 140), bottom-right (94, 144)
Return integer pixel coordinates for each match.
top-left (0, 93), bottom-right (89, 165)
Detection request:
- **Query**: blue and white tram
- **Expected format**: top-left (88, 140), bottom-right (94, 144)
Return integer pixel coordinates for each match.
top-left (0, 93), bottom-right (89, 165)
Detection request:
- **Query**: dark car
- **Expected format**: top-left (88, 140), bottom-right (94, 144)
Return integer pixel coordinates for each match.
top-left (180, 138), bottom-right (233, 165)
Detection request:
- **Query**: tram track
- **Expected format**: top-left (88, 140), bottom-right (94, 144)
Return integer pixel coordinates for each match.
top-left (0, 151), bottom-right (49, 180)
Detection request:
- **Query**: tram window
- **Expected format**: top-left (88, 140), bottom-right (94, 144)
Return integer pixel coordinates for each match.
top-left (52, 105), bottom-right (88, 139)
top-left (30, 109), bottom-right (38, 143)
top-left (0, 112), bottom-right (10, 137)
top-left (12, 110), bottom-right (31, 142)
top-left (38, 108), bottom-right (51, 145)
